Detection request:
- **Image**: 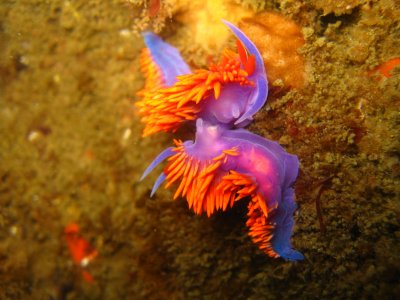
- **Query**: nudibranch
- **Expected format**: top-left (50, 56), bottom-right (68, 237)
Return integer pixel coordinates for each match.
top-left (136, 21), bottom-right (268, 136)
top-left (141, 119), bottom-right (304, 261)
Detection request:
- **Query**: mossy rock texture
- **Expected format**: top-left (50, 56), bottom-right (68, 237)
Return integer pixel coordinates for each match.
top-left (0, 0), bottom-right (399, 299)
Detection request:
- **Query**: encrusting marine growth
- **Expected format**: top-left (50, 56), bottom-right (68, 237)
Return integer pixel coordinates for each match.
top-left (137, 20), bottom-right (303, 261)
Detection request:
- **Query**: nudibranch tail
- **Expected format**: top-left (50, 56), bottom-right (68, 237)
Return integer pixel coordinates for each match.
top-left (269, 188), bottom-right (305, 261)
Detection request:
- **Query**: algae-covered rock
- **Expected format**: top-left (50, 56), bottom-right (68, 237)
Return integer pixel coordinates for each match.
top-left (0, 0), bottom-right (399, 299)
top-left (313, 0), bottom-right (363, 16)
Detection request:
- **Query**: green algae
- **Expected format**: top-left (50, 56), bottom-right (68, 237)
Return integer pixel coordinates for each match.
top-left (0, 0), bottom-right (399, 299)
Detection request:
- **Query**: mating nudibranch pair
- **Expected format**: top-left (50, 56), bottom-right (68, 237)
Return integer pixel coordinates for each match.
top-left (137, 21), bottom-right (303, 260)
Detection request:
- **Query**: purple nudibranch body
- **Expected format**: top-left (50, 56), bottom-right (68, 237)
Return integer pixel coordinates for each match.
top-left (138, 21), bottom-right (303, 260)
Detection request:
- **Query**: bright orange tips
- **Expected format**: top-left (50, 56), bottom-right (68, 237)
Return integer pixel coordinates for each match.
top-left (247, 196), bottom-right (279, 258)
top-left (136, 49), bottom-right (254, 137)
top-left (236, 39), bottom-right (256, 76)
top-left (137, 48), bottom-right (165, 97)
top-left (163, 143), bottom-right (277, 256)
top-left (164, 139), bottom-right (240, 216)
top-left (217, 171), bottom-right (258, 210)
